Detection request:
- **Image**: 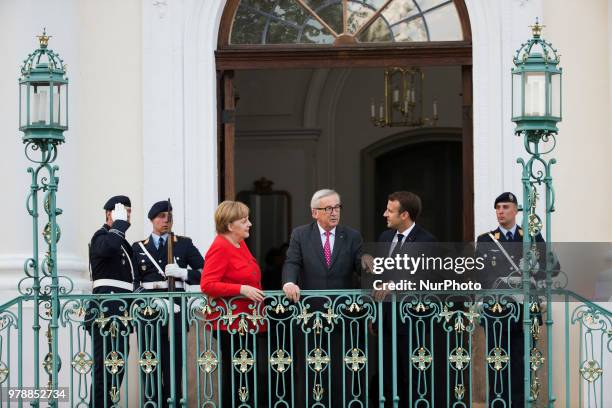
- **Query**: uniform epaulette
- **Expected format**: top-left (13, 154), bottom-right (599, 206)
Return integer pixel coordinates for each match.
top-left (493, 231), bottom-right (500, 240)
top-left (518, 229), bottom-right (523, 237)
top-left (142, 238), bottom-right (149, 245)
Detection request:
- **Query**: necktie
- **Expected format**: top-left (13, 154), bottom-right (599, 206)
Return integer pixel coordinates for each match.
top-left (506, 231), bottom-right (513, 241)
top-left (158, 237), bottom-right (165, 250)
top-left (391, 233), bottom-right (405, 256)
top-left (323, 231), bottom-right (331, 267)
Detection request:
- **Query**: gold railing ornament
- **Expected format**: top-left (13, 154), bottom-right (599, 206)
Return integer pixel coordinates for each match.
top-left (323, 307), bottom-right (338, 324)
top-left (531, 375), bottom-right (541, 400)
top-left (233, 350), bottom-right (255, 373)
top-left (580, 360), bottom-right (603, 383)
top-left (454, 384), bottom-right (465, 400)
top-left (71, 351), bottom-right (93, 375)
top-left (274, 303), bottom-right (286, 314)
top-left (118, 310), bottom-right (132, 327)
top-left (238, 386), bottom-right (249, 402)
top-left (307, 348), bottom-right (330, 372)
top-left (197, 351), bottom-right (219, 373)
top-left (530, 348), bottom-right (545, 371)
top-left (238, 316), bottom-right (248, 336)
top-left (486, 347), bottom-right (510, 371)
top-left (297, 307), bottom-right (313, 325)
top-left (411, 347), bottom-right (432, 371)
top-left (344, 348), bottom-right (367, 372)
top-left (270, 349), bottom-right (292, 373)
top-left (0, 362), bottom-right (9, 384)
top-left (313, 384), bottom-right (325, 402)
top-left (449, 347), bottom-right (471, 370)
top-left (247, 309), bottom-right (264, 326)
top-left (414, 302), bottom-right (427, 312)
top-left (104, 351), bottom-right (125, 375)
top-left (531, 316), bottom-right (541, 340)
top-left (109, 386), bottom-right (120, 404)
top-left (138, 351), bottom-right (159, 374)
top-left (313, 317), bottom-right (323, 334)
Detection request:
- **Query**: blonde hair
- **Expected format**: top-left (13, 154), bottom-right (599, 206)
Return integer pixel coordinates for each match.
top-left (215, 201), bottom-right (249, 234)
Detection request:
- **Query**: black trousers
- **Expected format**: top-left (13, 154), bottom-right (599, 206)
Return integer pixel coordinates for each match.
top-left (161, 311), bottom-right (185, 407)
top-left (88, 298), bottom-right (131, 408)
top-left (381, 315), bottom-right (448, 407)
top-left (484, 303), bottom-right (532, 407)
top-left (216, 330), bottom-right (268, 407)
top-left (290, 312), bottom-right (367, 407)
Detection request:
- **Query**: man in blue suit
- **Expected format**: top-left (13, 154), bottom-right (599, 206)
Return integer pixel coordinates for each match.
top-left (375, 191), bottom-right (441, 407)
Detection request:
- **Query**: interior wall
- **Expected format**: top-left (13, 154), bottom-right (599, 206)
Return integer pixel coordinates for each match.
top-left (234, 66), bottom-right (463, 235)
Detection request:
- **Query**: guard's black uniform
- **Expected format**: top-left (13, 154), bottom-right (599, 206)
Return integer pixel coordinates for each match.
top-left (88, 219), bottom-right (134, 408)
top-left (476, 225), bottom-right (544, 407)
top-left (132, 234), bottom-right (203, 407)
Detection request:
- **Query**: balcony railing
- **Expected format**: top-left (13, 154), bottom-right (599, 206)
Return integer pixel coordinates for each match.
top-left (0, 289), bottom-right (610, 407)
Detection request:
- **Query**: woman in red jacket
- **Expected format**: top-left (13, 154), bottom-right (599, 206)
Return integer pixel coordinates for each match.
top-left (200, 200), bottom-right (266, 406)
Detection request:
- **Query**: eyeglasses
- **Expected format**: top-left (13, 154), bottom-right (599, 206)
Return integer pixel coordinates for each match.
top-left (314, 205), bottom-right (343, 214)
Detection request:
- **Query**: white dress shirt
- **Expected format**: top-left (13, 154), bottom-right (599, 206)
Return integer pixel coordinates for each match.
top-left (389, 223), bottom-right (416, 255)
top-left (151, 232), bottom-right (169, 250)
top-left (317, 223), bottom-right (336, 253)
top-left (498, 224), bottom-right (518, 240)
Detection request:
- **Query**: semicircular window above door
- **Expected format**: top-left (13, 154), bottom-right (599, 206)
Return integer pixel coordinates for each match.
top-left (230, 0), bottom-right (466, 45)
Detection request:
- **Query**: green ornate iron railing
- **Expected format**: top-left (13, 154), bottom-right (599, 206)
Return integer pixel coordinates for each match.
top-left (0, 289), bottom-right (610, 407)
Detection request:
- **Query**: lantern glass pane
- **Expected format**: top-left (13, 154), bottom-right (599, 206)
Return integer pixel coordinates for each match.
top-left (29, 84), bottom-right (51, 125)
top-left (551, 72), bottom-right (561, 118)
top-left (52, 83), bottom-right (68, 126)
top-left (512, 72), bottom-right (522, 117)
top-left (524, 72), bottom-right (546, 117)
top-left (20, 83), bottom-right (28, 127)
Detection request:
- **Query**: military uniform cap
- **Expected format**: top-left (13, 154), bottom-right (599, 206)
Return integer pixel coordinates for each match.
top-left (148, 200), bottom-right (172, 220)
top-left (103, 195), bottom-right (131, 211)
top-left (494, 192), bottom-right (518, 208)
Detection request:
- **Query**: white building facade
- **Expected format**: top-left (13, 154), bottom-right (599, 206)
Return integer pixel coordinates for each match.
top-left (0, 0), bottom-right (611, 406)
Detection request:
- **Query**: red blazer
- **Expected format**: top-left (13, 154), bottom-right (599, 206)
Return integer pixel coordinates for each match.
top-left (200, 235), bottom-right (265, 331)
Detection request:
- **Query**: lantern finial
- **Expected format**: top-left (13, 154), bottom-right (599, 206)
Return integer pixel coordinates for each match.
top-left (530, 18), bottom-right (544, 38)
top-left (36, 28), bottom-right (51, 49)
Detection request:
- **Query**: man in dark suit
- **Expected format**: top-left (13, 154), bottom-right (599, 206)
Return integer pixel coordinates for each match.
top-left (476, 192), bottom-right (548, 407)
top-left (375, 191), bottom-right (443, 407)
top-left (88, 195), bottom-right (134, 407)
top-left (282, 189), bottom-right (364, 407)
top-left (132, 200), bottom-right (204, 408)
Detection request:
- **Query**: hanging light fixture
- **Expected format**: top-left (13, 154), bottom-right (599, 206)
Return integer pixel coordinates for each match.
top-left (370, 67), bottom-right (438, 127)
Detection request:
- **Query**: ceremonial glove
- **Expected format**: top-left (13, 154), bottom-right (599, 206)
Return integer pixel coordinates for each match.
top-left (165, 263), bottom-right (188, 281)
top-left (153, 298), bottom-right (181, 314)
top-left (112, 203), bottom-right (128, 222)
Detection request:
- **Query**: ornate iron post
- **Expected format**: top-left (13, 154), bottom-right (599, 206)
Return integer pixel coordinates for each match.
top-left (18, 29), bottom-right (68, 407)
top-left (511, 19), bottom-right (562, 407)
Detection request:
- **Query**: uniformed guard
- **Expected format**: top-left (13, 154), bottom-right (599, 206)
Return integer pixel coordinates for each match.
top-left (88, 195), bottom-right (134, 407)
top-left (132, 200), bottom-right (203, 407)
top-left (476, 192), bottom-right (544, 406)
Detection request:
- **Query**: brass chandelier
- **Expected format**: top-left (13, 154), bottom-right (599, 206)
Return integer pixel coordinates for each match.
top-left (370, 67), bottom-right (439, 127)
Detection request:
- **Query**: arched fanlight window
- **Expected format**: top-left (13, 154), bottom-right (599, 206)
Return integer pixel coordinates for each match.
top-left (230, 0), bottom-right (465, 45)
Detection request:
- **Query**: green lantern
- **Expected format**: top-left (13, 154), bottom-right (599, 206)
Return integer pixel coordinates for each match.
top-left (19, 29), bottom-right (68, 144)
top-left (511, 19), bottom-right (562, 135)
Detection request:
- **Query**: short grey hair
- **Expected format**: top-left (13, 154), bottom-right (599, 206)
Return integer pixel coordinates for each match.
top-left (310, 189), bottom-right (340, 209)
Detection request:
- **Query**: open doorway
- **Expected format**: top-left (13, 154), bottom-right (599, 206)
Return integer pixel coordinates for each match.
top-left (223, 67), bottom-right (466, 285)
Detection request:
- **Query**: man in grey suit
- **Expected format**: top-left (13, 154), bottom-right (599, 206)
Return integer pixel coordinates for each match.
top-left (282, 189), bottom-right (364, 407)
